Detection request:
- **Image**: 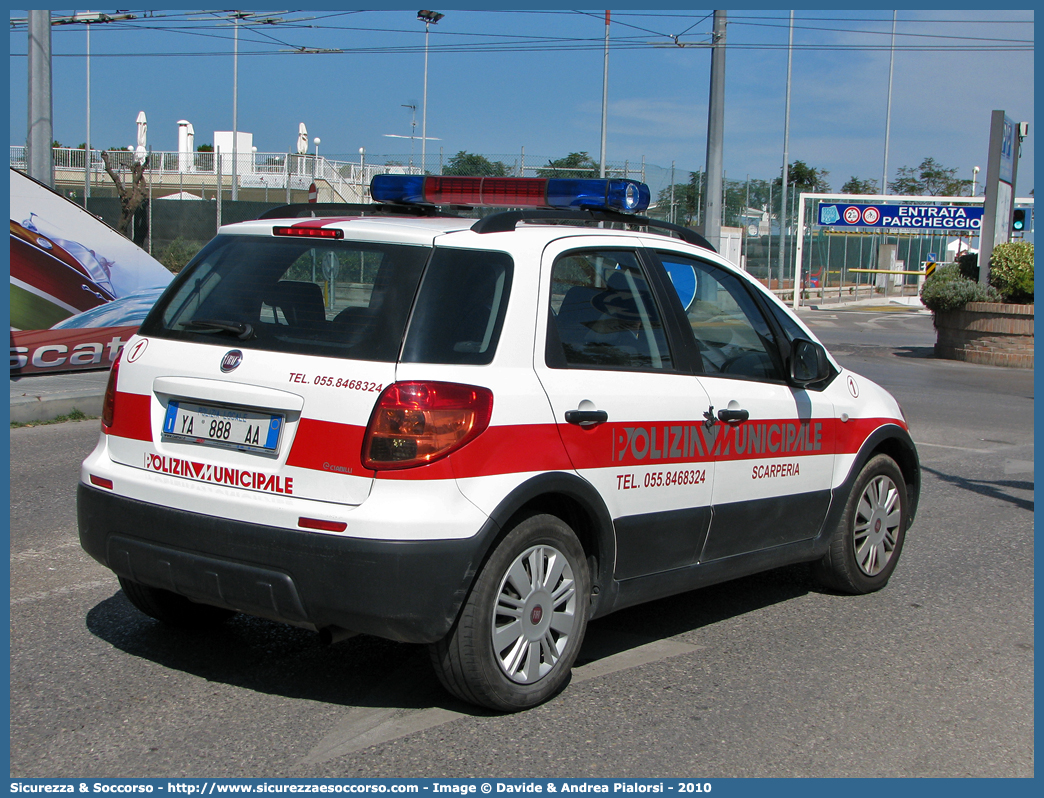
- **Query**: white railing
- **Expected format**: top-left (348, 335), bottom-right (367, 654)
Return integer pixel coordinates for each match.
top-left (9, 146), bottom-right (420, 203)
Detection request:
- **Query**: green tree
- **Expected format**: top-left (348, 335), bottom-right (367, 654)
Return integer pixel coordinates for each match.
top-left (654, 172), bottom-right (700, 224)
top-left (772, 160), bottom-right (830, 216)
top-left (537, 152), bottom-right (599, 178)
top-left (443, 151), bottom-right (509, 177)
top-left (841, 176), bottom-right (879, 194)
top-left (889, 157), bottom-right (970, 196)
top-left (196, 143), bottom-right (214, 152)
top-left (775, 160), bottom-right (831, 193)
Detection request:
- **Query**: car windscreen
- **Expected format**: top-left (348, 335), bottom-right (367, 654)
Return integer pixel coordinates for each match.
top-left (139, 235), bottom-right (431, 363)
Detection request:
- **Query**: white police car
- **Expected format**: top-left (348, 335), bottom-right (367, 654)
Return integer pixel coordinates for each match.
top-left (79, 175), bottom-right (919, 711)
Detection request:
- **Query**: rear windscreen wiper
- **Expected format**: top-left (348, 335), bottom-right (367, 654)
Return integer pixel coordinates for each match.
top-left (183, 319), bottom-right (255, 340)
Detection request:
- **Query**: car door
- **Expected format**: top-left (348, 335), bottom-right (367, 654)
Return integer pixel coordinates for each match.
top-left (535, 238), bottom-right (715, 580)
top-left (651, 248), bottom-right (836, 561)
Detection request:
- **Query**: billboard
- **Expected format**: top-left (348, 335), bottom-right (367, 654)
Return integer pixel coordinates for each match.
top-left (10, 167), bottom-right (173, 374)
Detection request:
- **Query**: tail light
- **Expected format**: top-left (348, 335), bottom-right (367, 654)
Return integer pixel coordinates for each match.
top-left (101, 352), bottom-right (122, 430)
top-left (362, 381), bottom-right (493, 470)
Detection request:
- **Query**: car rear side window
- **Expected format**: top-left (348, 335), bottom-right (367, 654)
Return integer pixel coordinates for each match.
top-left (546, 249), bottom-right (674, 371)
top-left (140, 235), bottom-right (430, 362)
top-left (401, 247), bottom-right (513, 365)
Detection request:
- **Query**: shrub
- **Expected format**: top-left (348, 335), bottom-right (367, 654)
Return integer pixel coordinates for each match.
top-left (988, 241), bottom-right (1034, 303)
top-left (920, 264), bottom-right (1001, 313)
top-left (158, 237), bottom-right (204, 274)
top-left (956, 251), bottom-right (979, 281)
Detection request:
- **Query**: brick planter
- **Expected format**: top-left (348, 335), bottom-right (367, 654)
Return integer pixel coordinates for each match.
top-left (934, 302), bottom-right (1034, 368)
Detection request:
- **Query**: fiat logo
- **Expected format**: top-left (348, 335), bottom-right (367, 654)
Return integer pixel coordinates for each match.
top-left (530, 606), bottom-right (543, 625)
top-left (220, 350), bottom-right (243, 373)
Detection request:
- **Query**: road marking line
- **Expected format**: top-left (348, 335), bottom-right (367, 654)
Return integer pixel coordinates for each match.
top-left (571, 638), bottom-right (701, 684)
top-left (301, 637), bottom-right (701, 763)
top-left (1004, 459), bottom-right (1034, 475)
top-left (915, 441), bottom-right (995, 454)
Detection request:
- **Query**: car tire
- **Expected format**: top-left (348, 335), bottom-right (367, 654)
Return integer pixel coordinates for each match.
top-left (429, 513), bottom-right (590, 712)
top-left (119, 576), bottom-right (237, 628)
top-left (814, 454), bottom-right (908, 594)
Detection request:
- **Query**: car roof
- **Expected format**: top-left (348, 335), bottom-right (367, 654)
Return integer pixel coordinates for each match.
top-left (219, 214), bottom-right (479, 246)
top-left (221, 211), bottom-right (717, 254)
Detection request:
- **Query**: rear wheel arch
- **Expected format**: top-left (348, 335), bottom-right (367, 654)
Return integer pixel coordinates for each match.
top-left (477, 472), bottom-right (617, 619)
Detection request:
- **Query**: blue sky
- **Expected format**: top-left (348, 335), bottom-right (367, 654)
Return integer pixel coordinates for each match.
top-left (9, 6), bottom-right (1035, 197)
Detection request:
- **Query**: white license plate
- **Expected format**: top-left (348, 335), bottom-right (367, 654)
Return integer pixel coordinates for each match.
top-left (162, 400), bottom-right (283, 454)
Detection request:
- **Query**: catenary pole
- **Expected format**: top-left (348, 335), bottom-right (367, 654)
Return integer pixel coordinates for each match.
top-left (599, 11), bottom-right (610, 178)
top-left (27, 10), bottom-right (54, 188)
top-left (703, 10), bottom-right (726, 252)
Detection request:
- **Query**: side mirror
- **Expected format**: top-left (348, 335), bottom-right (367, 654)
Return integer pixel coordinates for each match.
top-left (789, 338), bottom-right (831, 387)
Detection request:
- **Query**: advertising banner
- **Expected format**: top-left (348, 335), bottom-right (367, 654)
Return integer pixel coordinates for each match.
top-left (10, 167), bottom-right (172, 375)
top-left (10, 325), bottom-right (138, 375)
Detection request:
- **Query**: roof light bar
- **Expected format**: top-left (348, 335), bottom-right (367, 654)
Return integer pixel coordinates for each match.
top-left (371, 175), bottom-right (651, 214)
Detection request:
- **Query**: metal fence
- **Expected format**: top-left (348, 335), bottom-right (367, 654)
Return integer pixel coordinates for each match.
top-left (15, 145), bottom-right (964, 296)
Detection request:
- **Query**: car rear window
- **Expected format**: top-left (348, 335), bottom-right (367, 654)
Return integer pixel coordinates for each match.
top-left (401, 247), bottom-right (513, 366)
top-left (140, 234), bottom-right (431, 362)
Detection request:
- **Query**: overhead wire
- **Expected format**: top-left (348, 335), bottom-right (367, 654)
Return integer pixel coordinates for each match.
top-left (9, 9), bottom-right (1034, 56)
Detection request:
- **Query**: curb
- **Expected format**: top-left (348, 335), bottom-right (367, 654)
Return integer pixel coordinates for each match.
top-left (10, 370), bottom-right (110, 425)
top-left (10, 389), bottom-right (105, 424)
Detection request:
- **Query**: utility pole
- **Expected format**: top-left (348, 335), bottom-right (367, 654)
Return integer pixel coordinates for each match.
top-left (27, 10), bottom-right (54, 188)
top-left (703, 10), bottom-right (726, 252)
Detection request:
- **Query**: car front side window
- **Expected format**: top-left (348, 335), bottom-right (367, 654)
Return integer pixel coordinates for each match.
top-left (657, 252), bottom-right (783, 382)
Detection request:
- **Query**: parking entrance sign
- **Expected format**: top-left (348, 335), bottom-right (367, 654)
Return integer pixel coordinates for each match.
top-left (818, 203), bottom-right (983, 230)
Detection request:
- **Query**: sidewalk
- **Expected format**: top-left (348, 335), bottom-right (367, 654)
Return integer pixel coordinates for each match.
top-left (9, 295), bottom-right (927, 425)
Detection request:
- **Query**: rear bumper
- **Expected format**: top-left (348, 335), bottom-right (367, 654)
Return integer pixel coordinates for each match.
top-left (78, 483), bottom-right (498, 643)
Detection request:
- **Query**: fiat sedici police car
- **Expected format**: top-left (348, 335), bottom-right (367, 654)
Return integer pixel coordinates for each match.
top-left (79, 175), bottom-right (919, 711)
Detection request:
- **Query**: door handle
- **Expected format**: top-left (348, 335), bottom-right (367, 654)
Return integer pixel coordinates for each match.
top-left (717, 407), bottom-right (749, 425)
top-left (565, 409), bottom-right (608, 426)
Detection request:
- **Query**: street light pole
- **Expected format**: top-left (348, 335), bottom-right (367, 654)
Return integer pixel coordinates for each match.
top-left (232, 12), bottom-right (239, 201)
top-left (781, 10), bottom-right (793, 303)
top-left (417, 10), bottom-right (443, 174)
top-left (85, 15), bottom-right (91, 200)
top-left (46, 12), bottom-right (135, 198)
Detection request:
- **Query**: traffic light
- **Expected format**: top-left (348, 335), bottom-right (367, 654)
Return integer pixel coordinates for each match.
top-left (1012, 208), bottom-right (1027, 232)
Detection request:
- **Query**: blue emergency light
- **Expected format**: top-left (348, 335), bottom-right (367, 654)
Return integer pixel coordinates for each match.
top-left (370, 175), bottom-right (651, 215)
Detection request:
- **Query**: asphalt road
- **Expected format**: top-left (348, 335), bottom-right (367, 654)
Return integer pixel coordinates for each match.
top-left (9, 307), bottom-right (1034, 778)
